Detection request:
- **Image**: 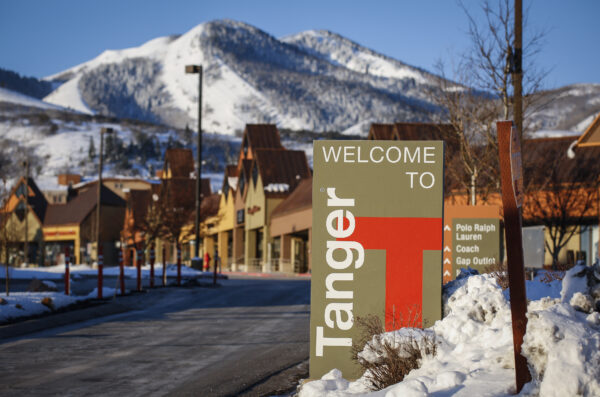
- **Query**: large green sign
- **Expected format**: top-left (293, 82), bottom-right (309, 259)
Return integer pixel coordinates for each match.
top-left (310, 141), bottom-right (444, 379)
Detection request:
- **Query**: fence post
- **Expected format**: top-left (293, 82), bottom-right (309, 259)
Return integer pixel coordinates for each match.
top-left (98, 244), bottom-right (103, 299)
top-left (64, 246), bottom-right (70, 296)
top-left (150, 243), bottom-right (155, 288)
top-left (177, 244), bottom-right (182, 286)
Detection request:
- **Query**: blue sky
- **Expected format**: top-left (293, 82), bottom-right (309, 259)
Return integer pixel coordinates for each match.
top-left (0, 0), bottom-right (598, 88)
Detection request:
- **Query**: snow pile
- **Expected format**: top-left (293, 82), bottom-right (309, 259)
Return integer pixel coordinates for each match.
top-left (0, 292), bottom-right (85, 323)
top-left (300, 269), bottom-right (600, 397)
top-left (522, 264), bottom-right (600, 397)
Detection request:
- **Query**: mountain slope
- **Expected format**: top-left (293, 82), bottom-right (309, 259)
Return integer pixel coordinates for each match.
top-left (42, 20), bottom-right (442, 135)
top-left (38, 19), bottom-right (600, 136)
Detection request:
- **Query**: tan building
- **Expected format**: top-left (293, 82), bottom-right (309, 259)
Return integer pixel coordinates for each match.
top-left (269, 177), bottom-right (312, 273)
top-left (0, 177), bottom-right (48, 266)
top-left (243, 149), bottom-right (311, 272)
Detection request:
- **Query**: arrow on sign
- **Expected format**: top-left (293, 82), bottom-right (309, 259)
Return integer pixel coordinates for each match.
top-left (444, 270), bottom-right (451, 277)
top-left (444, 246), bottom-right (451, 252)
top-left (444, 258), bottom-right (451, 265)
top-left (456, 269), bottom-right (461, 276)
top-left (444, 224), bottom-right (451, 231)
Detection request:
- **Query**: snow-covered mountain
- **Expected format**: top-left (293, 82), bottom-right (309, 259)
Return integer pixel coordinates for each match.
top-left (42, 20), bottom-right (442, 135)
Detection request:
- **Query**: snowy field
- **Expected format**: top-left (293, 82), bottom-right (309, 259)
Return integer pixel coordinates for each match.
top-left (300, 266), bottom-right (600, 397)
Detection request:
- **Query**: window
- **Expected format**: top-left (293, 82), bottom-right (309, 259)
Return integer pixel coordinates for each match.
top-left (16, 183), bottom-right (27, 198)
top-left (256, 230), bottom-right (263, 259)
top-left (252, 164), bottom-right (258, 187)
top-left (237, 209), bottom-right (244, 224)
top-left (238, 174), bottom-right (245, 194)
top-left (223, 183), bottom-right (229, 197)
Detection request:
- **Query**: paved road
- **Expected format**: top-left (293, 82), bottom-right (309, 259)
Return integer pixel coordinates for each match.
top-left (0, 278), bottom-right (310, 396)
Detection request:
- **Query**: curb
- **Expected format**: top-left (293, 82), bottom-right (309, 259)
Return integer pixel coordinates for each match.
top-left (223, 271), bottom-right (311, 279)
top-left (0, 300), bottom-right (132, 340)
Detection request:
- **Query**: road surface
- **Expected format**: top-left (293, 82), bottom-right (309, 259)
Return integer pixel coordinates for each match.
top-left (0, 278), bottom-right (310, 396)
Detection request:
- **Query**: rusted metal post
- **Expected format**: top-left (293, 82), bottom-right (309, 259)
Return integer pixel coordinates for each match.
top-left (119, 247), bottom-right (125, 295)
top-left (97, 244), bottom-right (103, 299)
top-left (498, 120), bottom-right (531, 392)
top-left (150, 243), bottom-right (155, 288)
top-left (177, 244), bottom-right (182, 286)
top-left (162, 246), bottom-right (167, 287)
top-left (64, 246), bottom-right (70, 296)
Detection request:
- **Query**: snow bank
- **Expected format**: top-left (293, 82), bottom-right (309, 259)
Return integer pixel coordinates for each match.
top-left (0, 292), bottom-right (85, 323)
top-left (300, 270), bottom-right (600, 397)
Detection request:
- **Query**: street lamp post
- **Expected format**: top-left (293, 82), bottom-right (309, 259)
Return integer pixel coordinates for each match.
top-left (97, 127), bottom-right (113, 298)
top-left (22, 159), bottom-right (29, 266)
top-left (185, 64), bottom-right (203, 259)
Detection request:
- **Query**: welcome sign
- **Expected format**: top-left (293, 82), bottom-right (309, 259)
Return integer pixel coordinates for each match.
top-left (310, 141), bottom-right (445, 379)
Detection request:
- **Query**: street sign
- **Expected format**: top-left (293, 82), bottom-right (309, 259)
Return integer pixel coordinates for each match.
top-left (310, 140), bottom-right (444, 379)
top-left (443, 205), bottom-right (501, 283)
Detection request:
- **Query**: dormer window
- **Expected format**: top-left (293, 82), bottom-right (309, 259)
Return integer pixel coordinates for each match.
top-left (16, 183), bottom-right (28, 198)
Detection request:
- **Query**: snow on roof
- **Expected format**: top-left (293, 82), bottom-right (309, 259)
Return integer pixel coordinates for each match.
top-left (228, 176), bottom-right (238, 190)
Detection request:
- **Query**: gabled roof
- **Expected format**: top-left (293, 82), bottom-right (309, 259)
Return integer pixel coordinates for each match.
top-left (243, 124), bottom-right (283, 151)
top-left (252, 149), bottom-right (311, 197)
top-left (575, 113), bottom-right (600, 147)
top-left (224, 165), bottom-right (238, 178)
top-left (271, 177), bottom-right (312, 218)
top-left (160, 178), bottom-right (196, 209)
top-left (222, 165), bottom-right (239, 195)
top-left (164, 148), bottom-right (194, 178)
top-left (523, 135), bottom-right (600, 185)
top-left (200, 178), bottom-right (212, 198)
top-left (6, 177), bottom-right (48, 224)
top-left (126, 189), bottom-right (153, 227)
top-left (394, 123), bottom-right (456, 145)
top-left (44, 184), bottom-right (125, 226)
top-left (368, 124), bottom-right (397, 140)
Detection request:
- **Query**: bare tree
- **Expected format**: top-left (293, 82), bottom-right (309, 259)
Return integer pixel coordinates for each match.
top-left (0, 178), bottom-right (21, 296)
top-left (160, 179), bottom-right (195, 258)
top-left (522, 140), bottom-right (600, 267)
top-left (138, 193), bottom-right (164, 253)
top-left (429, 0), bottom-right (548, 203)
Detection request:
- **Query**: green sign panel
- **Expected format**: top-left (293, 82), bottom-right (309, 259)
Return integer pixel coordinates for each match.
top-left (452, 218), bottom-right (500, 276)
top-left (310, 141), bottom-right (444, 379)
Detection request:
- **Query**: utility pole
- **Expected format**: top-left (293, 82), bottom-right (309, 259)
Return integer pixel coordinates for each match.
top-left (97, 128), bottom-right (113, 264)
top-left (185, 65), bottom-right (203, 258)
top-left (512, 0), bottom-right (523, 140)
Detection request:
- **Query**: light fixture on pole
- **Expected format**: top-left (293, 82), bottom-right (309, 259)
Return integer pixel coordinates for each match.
top-left (185, 64), bottom-right (203, 258)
